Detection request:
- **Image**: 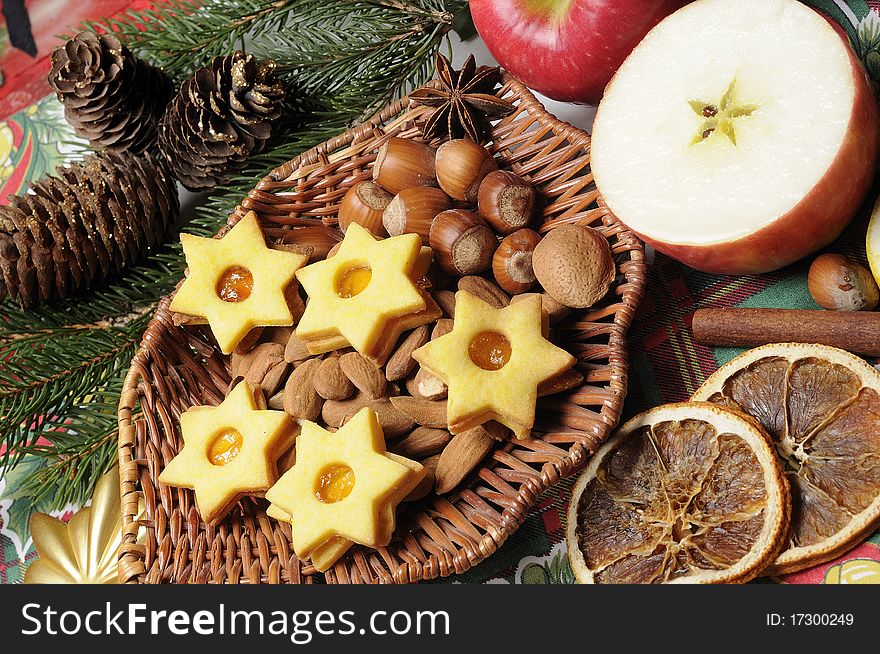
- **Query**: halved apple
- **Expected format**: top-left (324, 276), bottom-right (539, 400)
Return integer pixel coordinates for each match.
top-left (590, 0), bottom-right (879, 275)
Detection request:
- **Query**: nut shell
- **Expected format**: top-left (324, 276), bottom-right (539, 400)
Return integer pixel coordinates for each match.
top-left (492, 228), bottom-right (541, 294)
top-left (808, 253), bottom-right (879, 311)
top-left (372, 138), bottom-right (437, 194)
top-left (429, 209), bottom-right (497, 276)
top-left (338, 181), bottom-right (391, 236)
top-left (382, 186), bottom-right (451, 243)
top-left (435, 139), bottom-right (497, 202)
top-left (478, 170), bottom-right (535, 234)
top-left (532, 224), bottom-right (614, 309)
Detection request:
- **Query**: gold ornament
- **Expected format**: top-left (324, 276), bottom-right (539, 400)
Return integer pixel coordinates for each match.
top-left (24, 465), bottom-right (141, 584)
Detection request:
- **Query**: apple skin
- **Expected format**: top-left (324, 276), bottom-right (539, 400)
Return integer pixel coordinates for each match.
top-left (600, 44), bottom-right (880, 275)
top-left (470, 0), bottom-right (689, 105)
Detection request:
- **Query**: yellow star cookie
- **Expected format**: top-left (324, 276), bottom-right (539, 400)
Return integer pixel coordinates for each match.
top-left (265, 407), bottom-right (424, 565)
top-left (302, 246), bottom-right (441, 364)
top-left (170, 211), bottom-right (308, 354)
top-left (158, 383), bottom-right (295, 525)
top-left (412, 291), bottom-right (576, 438)
top-left (295, 223), bottom-right (425, 355)
top-left (267, 454), bottom-right (421, 571)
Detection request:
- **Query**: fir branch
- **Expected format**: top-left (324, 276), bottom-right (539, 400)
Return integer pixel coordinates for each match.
top-left (0, 313), bottom-right (145, 468)
top-left (3, 0), bottom-right (466, 509)
top-left (17, 391), bottom-right (121, 507)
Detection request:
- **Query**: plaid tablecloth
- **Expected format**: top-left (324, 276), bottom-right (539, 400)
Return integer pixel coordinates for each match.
top-left (2, 0), bottom-right (880, 585)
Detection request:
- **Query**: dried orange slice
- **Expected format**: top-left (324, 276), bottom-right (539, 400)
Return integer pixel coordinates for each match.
top-left (566, 403), bottom-right (789, 584)
top-left (693, 343), bottom-right (880, 575)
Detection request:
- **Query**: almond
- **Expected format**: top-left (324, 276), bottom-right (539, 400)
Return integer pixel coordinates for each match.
top-left (284, 332), bottom-right (312, 363)
top-left (432, 318), bottom-right (453, 340)
top-left (263, 326), bottom-right (296, 347)
top-left (385, 324), bottom-right (431, 381)
top-left (419, 453), bottom-right (442, 475)
top-left (414, 367), bottom-right (447, 400)
top-left (510, 292), bottom-right (571, 324)
top-left (404, 372), bottom-right (421, 398)
top-left (322, 394), bottom-right (414, 437)
top-left (389, 396), bottom-right (447, 428)
top-left (260, 360), bottom-right (291, 397)
top-left (390, 427), bottom-right (453, 459)
top-left (243, 342), bottom-right (286, 387)
top-left (434, 425), bottom-right (495, 494)
top-left (252, 385), bottom-right (269, 410)
top-left (230, 351), bottom-right (246, 379)
top-left (283, 358), bottom-right (323, 421)
top-left (403, 469), bottom-right (435, 502)
top-left (458, 275), bottom-right (509, 308)
top-left (172, 311), bottom-right (206, 327)
top-left (234, 327), bottom-right (265, 355)
top-left (338, 352), bottom-right (387, 399)
top-left (268, 391), bottom-right (284, 411)
top-left (432, 289), bottom-right (456, 318)
top-left (313, 357), bottom-right (355, 400)
top-left (270, 241), bottom-right (314, 260)
top-left (537, 368), bottom-right (583, 396)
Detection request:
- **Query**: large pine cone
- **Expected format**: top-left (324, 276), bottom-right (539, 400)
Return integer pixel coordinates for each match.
top-left (50, 32), bottom-right (173, 153)
top-left (158, 51), bottom-right (285, 190)
top-left (0, 151), bottom-right (179, 308)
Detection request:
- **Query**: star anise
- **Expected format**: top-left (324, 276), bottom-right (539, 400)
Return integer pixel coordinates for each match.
top-left (410, 53), bottom-right (515, 142)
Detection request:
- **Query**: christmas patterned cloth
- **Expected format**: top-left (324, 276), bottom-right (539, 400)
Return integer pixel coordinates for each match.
top-left (2, 0), bottom-right (880, 585)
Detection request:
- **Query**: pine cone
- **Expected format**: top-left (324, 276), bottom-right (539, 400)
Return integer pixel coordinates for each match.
top-left (158, 51), bottom-right (285, 190)
top-left (49, 32), bottom-right (173, 153)
top-left (0, 151), bottom-right (179, 308)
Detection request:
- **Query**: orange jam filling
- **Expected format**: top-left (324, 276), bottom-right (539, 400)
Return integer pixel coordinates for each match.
top-left (208, 429), bottom-right (243, 466)
top-left (468, 331), bottom-right (512, 371)
top-left (336, 266), bottom-right (372, 298)
top-left (217, 266), bottom-right (254, 302)
top-left (315, 464), bottom-right (356, 503)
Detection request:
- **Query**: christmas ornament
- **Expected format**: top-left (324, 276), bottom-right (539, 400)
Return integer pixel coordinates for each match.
top-left (0, 151), bottom-right (178, 308)
top-left (49, 32), bottom-right (173, 153)
top-left (158, 51), bottom-right (285, 191)
top-left (24, 465), bottom-right (141, 584)
top-left (409, 53), bottom-right (513, 142)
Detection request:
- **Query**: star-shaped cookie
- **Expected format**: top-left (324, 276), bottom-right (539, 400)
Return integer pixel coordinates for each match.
top-left (295, 223), bottom-right (425, 355)
top-left (158, 382), bottom-right (295, 525)
top-left (412, 291), bottom-right (576, 438)
top-left (267, 453), bottom-right (421, 572)
top-left (170, 211), bottom-right (308, 354)
top-left (265, 407), bottom-right (424, 566)
top-left (300, 246), bottom-right (441, 364)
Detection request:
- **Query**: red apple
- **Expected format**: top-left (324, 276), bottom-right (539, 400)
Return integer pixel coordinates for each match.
top-left (470, 0), bottom-right (688, 105)
top-left (590, 0), bottom-right (880, 275)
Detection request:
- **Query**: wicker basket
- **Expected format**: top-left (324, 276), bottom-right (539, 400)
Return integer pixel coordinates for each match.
top-left (116, 73), bottom-right (646, 584)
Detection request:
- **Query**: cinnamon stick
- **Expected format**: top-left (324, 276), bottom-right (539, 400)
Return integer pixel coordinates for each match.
top-left (692, 308), bottom-right (880, 356)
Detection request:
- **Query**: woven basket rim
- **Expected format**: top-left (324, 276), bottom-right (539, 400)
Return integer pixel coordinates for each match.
top-left (116, 72), bottom-right (647, 584)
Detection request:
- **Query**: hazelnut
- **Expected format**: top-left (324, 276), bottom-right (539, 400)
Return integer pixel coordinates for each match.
top-left (532, 224), bottom-right (615, 309)
top-left (478, 170), bottom-right (535, 234)
top-left (429, 209), bottom-right (497, 276)
top-left (808, 253), bottom-right (879, 311)
top-left (435, 139), bottom-right (498, 202)
top-left (338, 181), bottom-right (391, 236)
top-left (492, 228), bottom-right (541, 294)
top-left (372, 138), bottom-right (437, 194)
top-left (382, 186), bottom-right (452, 244)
